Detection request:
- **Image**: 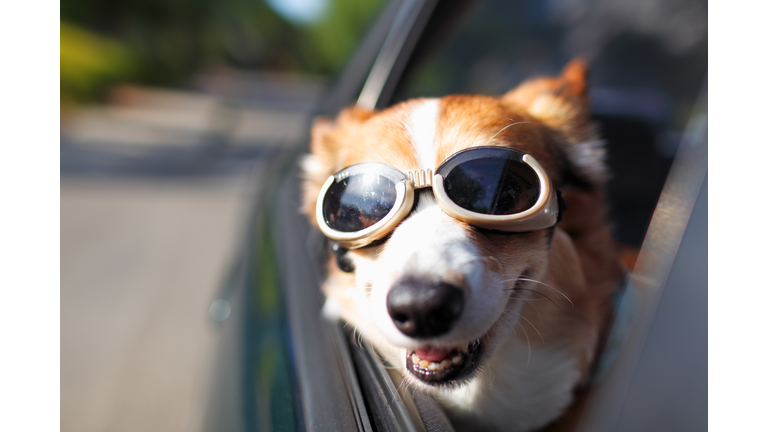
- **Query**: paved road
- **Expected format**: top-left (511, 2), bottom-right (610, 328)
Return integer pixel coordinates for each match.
top-left (61, 168), bottom-right (261, 432)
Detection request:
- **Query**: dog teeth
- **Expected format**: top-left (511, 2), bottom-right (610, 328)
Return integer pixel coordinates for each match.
top-left (408, 341), bottom-right (480, 376)
top-left (410, 352), bottom-right (465, 372)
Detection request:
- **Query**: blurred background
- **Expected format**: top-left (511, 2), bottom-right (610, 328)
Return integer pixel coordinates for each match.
top-left (60, 0), bottom-right (706, 431)
top-left (61, 0), bottom-right (386, 153)
top-left (61, 1), bottom-right (386, 431)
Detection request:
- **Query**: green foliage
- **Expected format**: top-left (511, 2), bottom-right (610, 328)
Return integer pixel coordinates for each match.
top-left (301, 0), bottom-right (385, 73)
top-left (60, 21), bottom-right (136, 104)
top-left (59, 0), bottom-right (385, 103)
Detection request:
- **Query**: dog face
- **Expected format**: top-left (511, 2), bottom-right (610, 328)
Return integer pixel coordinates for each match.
top-left (302, 60), bottom-right (621, 431)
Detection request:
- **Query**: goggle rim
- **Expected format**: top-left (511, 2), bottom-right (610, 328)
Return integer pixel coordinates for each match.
top-left (316, 146), bottom-right (559, 249)
top-left (316, 163), bottom-right (414, 249)
top-left (433, 150), bottom-right (558, 232)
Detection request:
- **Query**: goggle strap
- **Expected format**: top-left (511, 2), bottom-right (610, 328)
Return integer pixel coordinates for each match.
top-left (556, 189), bottom-right (568, 224)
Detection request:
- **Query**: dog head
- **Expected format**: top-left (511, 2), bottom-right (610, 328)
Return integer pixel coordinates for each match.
top-left (302, 60), bottom-right (616, 398)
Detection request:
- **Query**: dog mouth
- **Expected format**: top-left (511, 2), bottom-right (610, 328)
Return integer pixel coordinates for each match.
top-left (405, 339), bottom-right (483, 385)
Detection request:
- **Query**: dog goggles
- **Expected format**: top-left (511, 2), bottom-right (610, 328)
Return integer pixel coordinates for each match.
top-left (316, 146), bottom-right (561, 249)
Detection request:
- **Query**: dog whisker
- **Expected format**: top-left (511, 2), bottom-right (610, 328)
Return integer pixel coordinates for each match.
top-left (499, 312), bottom-right (530, 356)
top-left (351, 319), bottom-right (377, 350)
top-left (395, 369), bottom-right (411, 395)
top-left (496, 313), bottom-right (517, 332)
top-left (519, 321), bottom-right (531, 367)
top-left (507, 295), bottom-right (543, 320)
top-left (508, 292), bottom-right (551, 302)
top-left (351, 326), bottom-right (360, 348)
top-left (529, 302), bottom-right (543, 321)
top-left (505, 321), bottom-right (518, 345)
top-left (509, 310), bottom-right (545, 345)
top-left (507, 287), bottom-right (562, 311)
top-left (350, 325), bottom-right (362, 349)
top-left (517, 277), bottom-right (575, 308)
top-left (359, 320), bottom-right (381, 349)
top-left (506, 277), bottom-right (575, 309)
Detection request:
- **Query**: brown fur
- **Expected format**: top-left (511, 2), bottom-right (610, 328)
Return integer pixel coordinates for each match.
top-left (302, 60), bottom-right (624, 432)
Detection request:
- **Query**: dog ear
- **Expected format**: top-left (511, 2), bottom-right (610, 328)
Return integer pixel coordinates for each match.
top-left (502, 59), bottom-right (593, 143)
top-left (503, 59), bottom-right (607, 184)
top-left (301, 105), bottom-right (376, 224)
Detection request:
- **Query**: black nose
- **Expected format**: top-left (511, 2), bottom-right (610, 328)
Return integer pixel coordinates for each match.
top-left (386, 279), bottom-right (464, 338)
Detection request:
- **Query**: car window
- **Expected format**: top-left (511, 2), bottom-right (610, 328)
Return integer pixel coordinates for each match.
top-left (391, 0), bottom-right (707, 249)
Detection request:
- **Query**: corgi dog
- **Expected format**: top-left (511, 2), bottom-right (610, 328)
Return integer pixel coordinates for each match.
top-left (301, 60), bottom-right (624, 432)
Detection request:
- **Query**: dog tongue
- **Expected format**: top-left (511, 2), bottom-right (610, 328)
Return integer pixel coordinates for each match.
top-left (415, 347), bottom-right (453, 362)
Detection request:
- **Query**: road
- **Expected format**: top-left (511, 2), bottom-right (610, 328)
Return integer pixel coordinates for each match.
top-left (61, 168), bottom-right (261, 432)
top-left (59, 81), bottom-right (313, 432)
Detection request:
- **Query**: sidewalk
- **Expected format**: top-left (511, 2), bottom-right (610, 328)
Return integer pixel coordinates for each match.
top-left (61, 170), bottom-right (260, 432)
top-left (60, 72), bottom-right (319, 431)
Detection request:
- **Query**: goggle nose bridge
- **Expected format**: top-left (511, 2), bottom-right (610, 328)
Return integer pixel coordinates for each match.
top-left (407, 168), bottom-right (434, 189)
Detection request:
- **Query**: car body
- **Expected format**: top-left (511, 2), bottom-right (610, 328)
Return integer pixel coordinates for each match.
top-left (203, 1), bottom-right (707, 430)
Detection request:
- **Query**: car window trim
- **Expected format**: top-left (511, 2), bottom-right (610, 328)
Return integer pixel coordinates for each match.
top-left (357, 0), bottom-right (439, 110)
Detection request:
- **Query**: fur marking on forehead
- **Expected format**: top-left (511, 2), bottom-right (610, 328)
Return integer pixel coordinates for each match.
top-left (404, 99), bottom-right (440, 170)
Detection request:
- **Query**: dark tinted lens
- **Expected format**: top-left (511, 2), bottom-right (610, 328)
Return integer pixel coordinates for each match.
top-left (443, 157), bottom-right (539, 215)
top-left (323, 173), bottom-right (398, 232)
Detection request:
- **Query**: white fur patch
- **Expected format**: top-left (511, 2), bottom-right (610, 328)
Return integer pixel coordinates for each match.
top-left (405, 99), bottom-right (440, 170)
top-left (321, 297), bottom-right (341, 319)
top-left (442, 340), bottom-right (582, 432)
top-left (563, 139), bottom-right (608, 183)
top-left (300, 153), bottom-right (326, 184)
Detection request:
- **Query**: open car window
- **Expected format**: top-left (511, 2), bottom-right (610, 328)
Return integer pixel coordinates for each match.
top-left (390, 0), bottom-right (707, 249)
top-left (204, 1), bottom-right (706, 431)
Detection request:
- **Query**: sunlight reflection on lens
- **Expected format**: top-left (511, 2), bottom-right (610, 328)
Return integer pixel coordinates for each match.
top-left (362, 173), bottom-right (377, 185)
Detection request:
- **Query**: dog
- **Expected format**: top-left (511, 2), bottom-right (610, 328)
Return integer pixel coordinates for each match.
top-left (301, 59), bottom-right (625, 432)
